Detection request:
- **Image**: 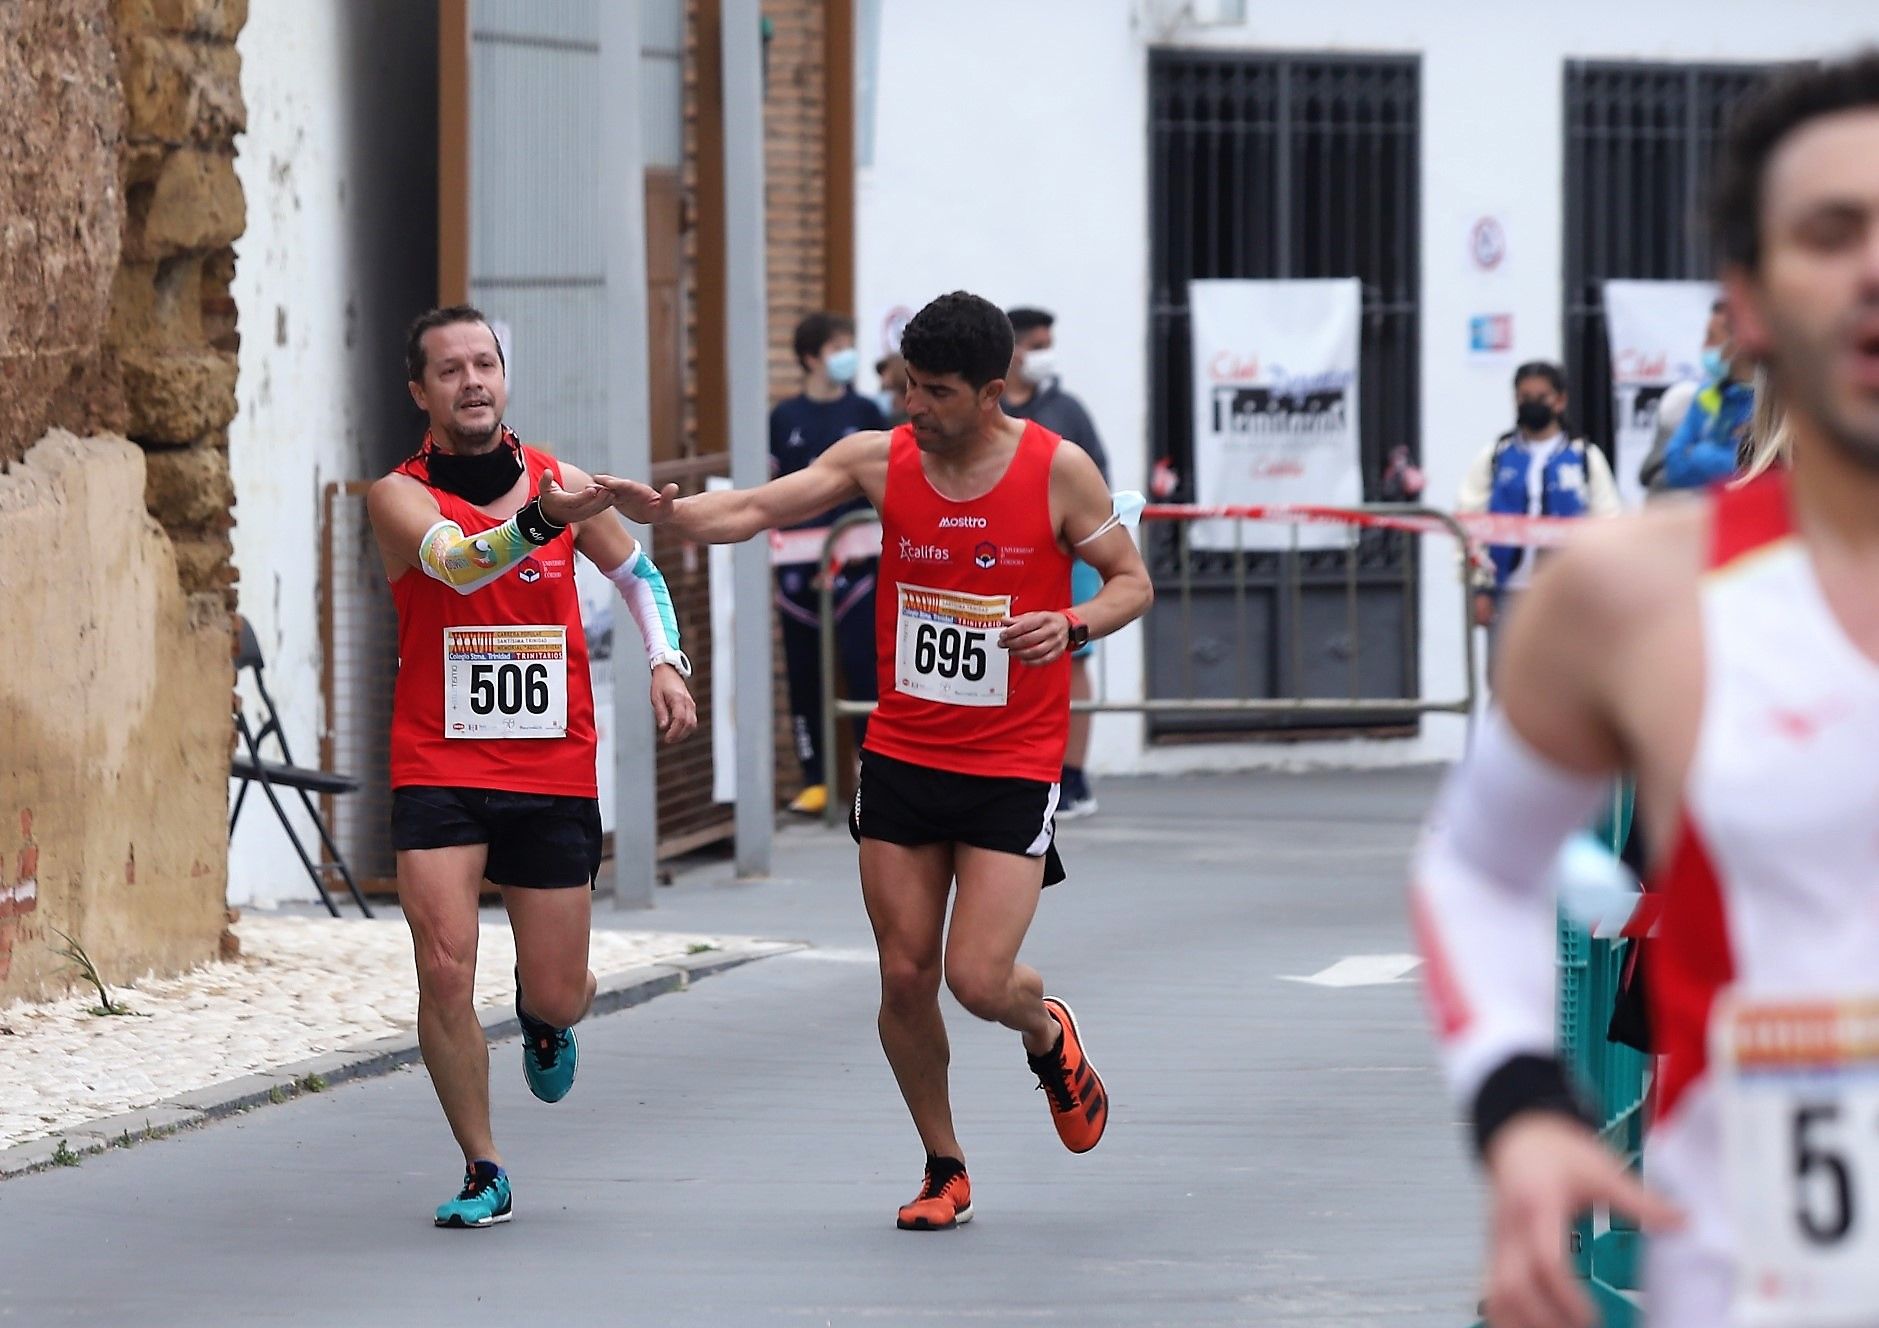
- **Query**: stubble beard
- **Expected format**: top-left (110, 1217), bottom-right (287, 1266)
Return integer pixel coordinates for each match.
top-left (1772, 316), bottom-right (1879, 475)
top-left (440, 411), bottom-right (503, 454)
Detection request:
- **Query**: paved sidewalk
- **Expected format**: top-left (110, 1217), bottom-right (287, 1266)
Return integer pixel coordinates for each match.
top-left (0, 912), bottom-right (771, 1157)
top-left (0, 769), bottom-right (1485, 1326)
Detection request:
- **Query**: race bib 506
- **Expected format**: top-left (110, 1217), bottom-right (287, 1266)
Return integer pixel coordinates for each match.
top-left (443, 625), bottom-right (568, 738)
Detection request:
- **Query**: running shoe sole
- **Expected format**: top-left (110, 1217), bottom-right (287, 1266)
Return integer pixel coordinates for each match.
top-left (897, 1202), bottom-right (974, 1231)
top-left (434, 1210), bottom-right (512, 1229)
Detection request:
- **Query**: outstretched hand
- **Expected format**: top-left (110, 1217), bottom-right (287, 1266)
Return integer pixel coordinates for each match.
top-left (538, 469), bottom-right (615, 526)
top-left (597, 475), bottom-right (681, 525)
top-left (1481, 1114), bottom-right (1684, 1328)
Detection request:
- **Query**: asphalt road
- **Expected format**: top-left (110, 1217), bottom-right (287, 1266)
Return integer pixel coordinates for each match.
top-left (0, 768), bottom-right (1484, 1327)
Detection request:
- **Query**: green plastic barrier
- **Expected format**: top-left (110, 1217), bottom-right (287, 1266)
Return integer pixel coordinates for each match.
top-left (1470, 782), bottom-right (1649, 1328)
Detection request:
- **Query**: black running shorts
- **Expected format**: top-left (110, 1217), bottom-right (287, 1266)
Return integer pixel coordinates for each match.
top-left (849, 750), bottom-right (1066, 887)
top-left (391, 786), bottom-right (602, 890)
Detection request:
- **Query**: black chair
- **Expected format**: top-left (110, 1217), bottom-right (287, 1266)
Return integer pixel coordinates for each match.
top-left (229, 616), bottom-right (374, 918)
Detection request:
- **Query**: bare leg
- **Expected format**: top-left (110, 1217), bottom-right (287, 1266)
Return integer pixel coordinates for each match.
top-left (859, 837), bottom-right (962, 1161)
top-left (502, 883), bottom-right (596, 1029)
top-left (399, 844), bottom-right (497, 1166)
top-left (944, 845), bottom-right (1057, 1054)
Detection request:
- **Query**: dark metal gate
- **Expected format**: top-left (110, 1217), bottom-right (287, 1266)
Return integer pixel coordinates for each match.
top-left (1564, 61), bottom-right (1780, 459)
top-left (1147, 51), bottom-right (1421, 738)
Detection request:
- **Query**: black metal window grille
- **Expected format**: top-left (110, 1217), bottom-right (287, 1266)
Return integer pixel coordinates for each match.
top-left (1564, 61), bottom-right (1781, 458)
top-left (1146, 51), bottom-right (1421, 735)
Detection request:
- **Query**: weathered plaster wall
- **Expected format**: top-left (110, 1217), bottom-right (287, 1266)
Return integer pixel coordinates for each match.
top-left (0, 435), bottom-right (229, 995)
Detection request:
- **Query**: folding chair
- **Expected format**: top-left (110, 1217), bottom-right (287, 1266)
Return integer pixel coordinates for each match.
top-left (229, 616), bottom-right (375, 918)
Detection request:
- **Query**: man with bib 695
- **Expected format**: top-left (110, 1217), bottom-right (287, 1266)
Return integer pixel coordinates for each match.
top-left (609, 292), bottom-right (1153, 1230)
top-left (1412, 55), bottom-right (1879, 1328)
top-left (367, 305), bottom-right (697, 1229)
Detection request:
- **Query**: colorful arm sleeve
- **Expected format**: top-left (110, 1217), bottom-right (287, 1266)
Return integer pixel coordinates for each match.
top-left (604, 542), bottom-right (690, 675)
top-left (416, 518), bottom-right (535, 595)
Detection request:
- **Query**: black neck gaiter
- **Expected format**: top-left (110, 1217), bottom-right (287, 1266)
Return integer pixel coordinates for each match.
top-left (422, 429), bottom-right (524, 506)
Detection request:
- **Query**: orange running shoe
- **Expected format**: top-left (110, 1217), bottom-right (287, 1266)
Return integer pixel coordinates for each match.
top-left (895, 1156), bottom-right (973, 1231)
top-left (1028, 996), bottom-right (1108, 1153)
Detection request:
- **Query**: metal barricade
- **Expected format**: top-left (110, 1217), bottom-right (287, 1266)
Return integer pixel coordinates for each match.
top-left (814, 502), bottom-right (1483, 826)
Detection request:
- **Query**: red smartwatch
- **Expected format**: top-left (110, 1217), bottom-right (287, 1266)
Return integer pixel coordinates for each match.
top-left (1062, 609), bottom-right (1090, 650)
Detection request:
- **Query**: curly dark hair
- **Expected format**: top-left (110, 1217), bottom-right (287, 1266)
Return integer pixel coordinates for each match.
top-left (899, 292), bottom-right (1014, 391)
top-left (406, 305), bottom-right (505, 383)
top-left (1711, 51), bottom-right (1879, 272)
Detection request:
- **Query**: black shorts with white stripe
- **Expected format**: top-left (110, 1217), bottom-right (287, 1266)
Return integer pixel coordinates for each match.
top-left (849, 749), bottom-right (1066, 887)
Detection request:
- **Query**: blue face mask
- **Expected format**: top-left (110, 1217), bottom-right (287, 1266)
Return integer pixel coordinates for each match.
top-left (824, 347), bottom-right (860, 385)
top-left (1701, 347), bottom-right (1728, 381)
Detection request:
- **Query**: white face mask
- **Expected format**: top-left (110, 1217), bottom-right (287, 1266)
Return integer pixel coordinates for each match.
top-left (1020, 347), bottom-right (1060, 386)
top-left (873, 390), bottom-right (898, 417)
top-left (824, 347), bottom-right (860, 385)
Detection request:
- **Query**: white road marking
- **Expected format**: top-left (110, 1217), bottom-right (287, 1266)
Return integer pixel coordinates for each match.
top-left (1279, 953), bottom-right (1423, 987)
top-left (787, 946), bottom-right (880, 965)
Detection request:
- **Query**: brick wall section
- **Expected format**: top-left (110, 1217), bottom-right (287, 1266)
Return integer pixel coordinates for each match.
top-left (110, 0), bottom-right (248, 611)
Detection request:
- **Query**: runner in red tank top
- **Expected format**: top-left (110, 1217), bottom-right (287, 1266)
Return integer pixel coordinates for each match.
top-left (607, 292), bottom-right (1154, 1229)
top-left (367, 306), bottom-right (698, 1229)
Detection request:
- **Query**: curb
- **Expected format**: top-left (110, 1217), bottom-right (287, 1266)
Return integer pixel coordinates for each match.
top-left (0, 939), bottom-right (804, 1182)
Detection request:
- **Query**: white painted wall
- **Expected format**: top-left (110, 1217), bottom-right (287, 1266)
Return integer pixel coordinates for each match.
top-left (229, 2), bottom-right (436, 906)
top-left (858, 0), bottom-right (1876, 776)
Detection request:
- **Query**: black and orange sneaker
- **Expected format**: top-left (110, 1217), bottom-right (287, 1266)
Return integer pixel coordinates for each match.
top-left (895, 1155), bottom-right (973, 1231)
top-left (1028, 996), bottom-right (1108, 1153)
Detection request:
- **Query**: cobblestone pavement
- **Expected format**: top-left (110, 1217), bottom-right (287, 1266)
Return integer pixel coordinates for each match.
top-left (0, 913), bottom-right (732, 1149)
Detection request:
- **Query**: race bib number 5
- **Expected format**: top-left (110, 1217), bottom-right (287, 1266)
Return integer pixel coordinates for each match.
top-left (1713, 994), bottom-right (1879, 1325)
top-left (894, 584), bottom-right (1010, 708)
top-left (444, 625), bottom-right (568, 738)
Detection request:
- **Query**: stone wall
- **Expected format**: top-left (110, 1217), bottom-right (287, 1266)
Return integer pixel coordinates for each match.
top-left (0, 0), bottom-right (244, 1002)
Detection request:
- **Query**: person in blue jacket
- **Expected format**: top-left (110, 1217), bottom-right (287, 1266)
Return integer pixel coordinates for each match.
top-left (1660, 333), bottom-right (1757, 490)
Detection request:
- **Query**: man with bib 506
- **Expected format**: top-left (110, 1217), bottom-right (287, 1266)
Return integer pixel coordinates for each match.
top-left (608, 291), bottom-right (1153, 1230)
top-left (1412, 55), bottom-right (1879, 1328)
top-left (367, 305), bottom-right (697, 1229)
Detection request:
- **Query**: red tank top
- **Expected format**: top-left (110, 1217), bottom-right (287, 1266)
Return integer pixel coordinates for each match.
top-left (387, 443), bottom-right (597, 797)
top-left (866, 421), bottom-right (1072, 783)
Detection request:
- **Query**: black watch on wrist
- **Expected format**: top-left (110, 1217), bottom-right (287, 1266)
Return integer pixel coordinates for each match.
top-left (1063, 610), bottom-right (1090, 650)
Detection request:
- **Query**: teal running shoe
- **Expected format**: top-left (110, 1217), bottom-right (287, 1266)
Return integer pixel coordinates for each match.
top-left (516, 973), bottom-right (578, 1103)
top-left (434, 1161), bottom-right (511, 1228)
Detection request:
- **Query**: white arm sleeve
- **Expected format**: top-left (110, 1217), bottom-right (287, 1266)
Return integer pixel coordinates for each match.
top-left (1410, 710), bottom-right (1609, 1108)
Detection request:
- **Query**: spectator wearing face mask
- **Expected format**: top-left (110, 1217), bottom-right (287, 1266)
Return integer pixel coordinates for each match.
top-left (1455, 361), bottom-right (1620, 674)
top-left (769, 311), bottom-right (887, 816)
top-left (1638, 298), bottom-right (1730, 495)
top-left (874, 352), bottom-right (910, 427)
top-left (1004, 306), bottom-right (1110, 819)
top-left (1658, 313), bottom-right (1759, 491)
